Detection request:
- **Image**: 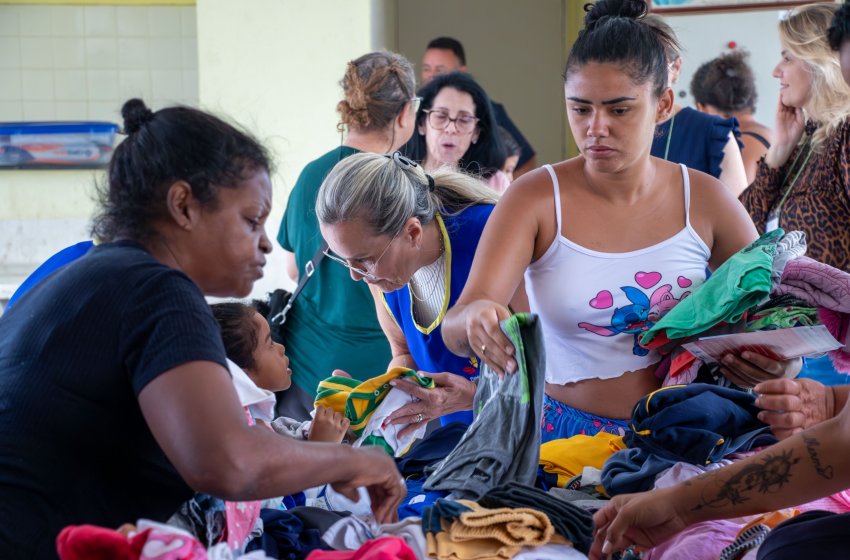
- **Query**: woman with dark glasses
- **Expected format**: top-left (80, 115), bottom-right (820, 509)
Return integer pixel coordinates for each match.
top-left (403, 72), bottom-right (509, 190)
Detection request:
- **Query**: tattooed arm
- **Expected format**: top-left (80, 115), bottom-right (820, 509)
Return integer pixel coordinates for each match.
top-left (589, 399), bottom-right (850, 560)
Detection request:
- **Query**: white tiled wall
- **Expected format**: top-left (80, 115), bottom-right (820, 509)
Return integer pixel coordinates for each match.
top-left (0, 4), bottom-right (198, 123)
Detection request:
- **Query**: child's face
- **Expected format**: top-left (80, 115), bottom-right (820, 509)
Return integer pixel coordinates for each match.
top-left (502, 154), bottom-right (519, 183)
top-left (244, 311), bottom-right (292, 392)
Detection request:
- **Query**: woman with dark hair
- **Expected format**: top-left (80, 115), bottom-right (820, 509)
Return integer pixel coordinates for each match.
top-left (276, 51), bottom-right (419, 420)
top-left (0, 98), bottom-right (404, 558)
top-left (402, 72), bottom-right (507, 185)
top-left (590, 7), bottom-right (850, 556)
top-left (691, 50), bottom-right (774, 184)
top-left (441, 0), bottom-right (795, 442)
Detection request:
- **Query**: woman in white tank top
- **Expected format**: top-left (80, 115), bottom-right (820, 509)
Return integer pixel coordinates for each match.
top-left (440, 0), bottom-right (800, 440)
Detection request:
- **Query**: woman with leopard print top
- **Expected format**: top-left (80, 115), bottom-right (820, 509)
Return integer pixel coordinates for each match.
top-left (740, 3), bottom-right (850, 273)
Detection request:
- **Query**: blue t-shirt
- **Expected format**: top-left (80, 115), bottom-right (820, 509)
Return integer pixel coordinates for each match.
top-left (382, 205), bottom-right (495, 426)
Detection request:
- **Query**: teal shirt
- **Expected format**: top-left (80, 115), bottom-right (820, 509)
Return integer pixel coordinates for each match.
top-left (277, 146), bottom-right (392, 394)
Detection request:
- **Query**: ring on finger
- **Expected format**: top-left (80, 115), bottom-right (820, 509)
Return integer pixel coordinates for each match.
top-left (415, 413), bottom-right (424, 423)
top-left (481, 344), bottom-right (487, 355)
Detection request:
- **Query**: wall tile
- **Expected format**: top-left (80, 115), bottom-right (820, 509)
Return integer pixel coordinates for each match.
top-left (0, 4), bottom-right (196, 124)
top-left (0, 101), bottom-right (22, 121)
top-left (86, 69), bottom-right (119, 101)
top-left (18, 6), bottom-right (51, 37)
top-left (0, 70), bottom-right (22, 101)
top-left (118, 69), bottom-right (152, 99)
top-left (22, 101), bottom-right (55, 120)
top-left (54, 101), bottom-right (88, 120)
top-left (0, 7), bottom-right (19, 37)
top-left (116, 7), bottom-right (149, 37)
top-left (85, 37), bottom-right (118, 69)
top-left (0, 38), bottom-right (21, 69)
top-left (151, 69), bottom-right (183, 101)
top-left (20, 37), bottom-right (53, 69)
top-left (181, 37), bottom-right (197, 69)
top-left (148, 7), bottom-right (181, 37)
top-left (118, 38), bottom-right (150, 69)
top-left (183, 69), bottom-right (198, 102)
top-left (53, 38), bottom-right (86, 69)
top-left (21, 70), bottom-right (54, 101)
top-left (87, 100), bottom-right (120, 122)
top-left (84, 6), bottom-right (116, 37)
top-left (50, 6), bottom-right (85, 37)
top-left (181, 7), bottom-right (197, 38)
top-left (149, 38), bottom-right (182, 70)
top-left (54, 70), bottom-right (88, 101)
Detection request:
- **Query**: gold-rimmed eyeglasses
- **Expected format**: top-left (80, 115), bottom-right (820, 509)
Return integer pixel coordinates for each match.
top-left (323, 230), bottom-right (400, 281)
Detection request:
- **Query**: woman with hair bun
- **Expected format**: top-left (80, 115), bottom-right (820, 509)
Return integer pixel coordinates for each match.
top-left (0, 99), bottom-right (405, 557)
top-left (276, 51), bottom-right (419, 420)
top-left (441, 0), bottom-right (796, 442)
top-left (691, 50), bottom-right (774, 184)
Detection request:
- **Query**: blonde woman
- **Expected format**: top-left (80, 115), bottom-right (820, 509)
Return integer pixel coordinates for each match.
top-left (276, 52), bottom-right (419, 419)
top-left (316, 151), bottom-right (525, 430)
top-left (740, 2), bottom-right (850, 273)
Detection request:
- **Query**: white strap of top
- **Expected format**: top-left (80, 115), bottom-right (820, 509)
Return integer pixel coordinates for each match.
top-left (679, 163), bottom-right (692, 226)
top-left (544, 162), bottom-right (690, 230)
top-left (543, 164), bottom-right (562, 232)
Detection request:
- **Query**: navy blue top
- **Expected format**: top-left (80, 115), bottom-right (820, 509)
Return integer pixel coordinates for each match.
top-left (382, 204), bottom-right (495, 426)
top-left (651, 107), bottom-right (741, 179)
top-left (492, 102), bottom-right (535, 168)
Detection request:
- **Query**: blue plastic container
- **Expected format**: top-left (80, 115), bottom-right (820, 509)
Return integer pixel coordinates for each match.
top-left (0, 121), bottom-right (119, 168)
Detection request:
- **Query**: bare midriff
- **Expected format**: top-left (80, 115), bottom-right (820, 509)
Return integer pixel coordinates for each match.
top-left (544, 366), bottom-right (661, 420)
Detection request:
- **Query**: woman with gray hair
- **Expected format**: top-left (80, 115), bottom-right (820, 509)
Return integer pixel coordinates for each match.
top-left (276, 51), bottom-right (419, 420)
top-left (316, 151), bottom-right (526, 431)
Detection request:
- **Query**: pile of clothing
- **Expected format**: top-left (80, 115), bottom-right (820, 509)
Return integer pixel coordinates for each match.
top-left (639, 230), bottom-right (850, 387)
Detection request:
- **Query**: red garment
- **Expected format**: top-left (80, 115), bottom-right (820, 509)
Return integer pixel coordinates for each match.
top-left (57, 525), bottom-right (145, 560)
top-left (57, 524), bottom-right (208, 560)
top-left (670, 351), bottom-right (697, 378)
top-left (306, 536), bottom-right (416, 560)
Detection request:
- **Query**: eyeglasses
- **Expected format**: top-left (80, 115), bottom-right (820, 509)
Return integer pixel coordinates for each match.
top-left (410, 96), bottom-right (422, 113)
top-left (323, 231), bottom-right (399, 281)
top-left (423, 109), bottom-right (479, 133)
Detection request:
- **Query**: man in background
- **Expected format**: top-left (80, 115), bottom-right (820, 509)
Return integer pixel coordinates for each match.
top-left (422, 37), bottom-right (537, 177)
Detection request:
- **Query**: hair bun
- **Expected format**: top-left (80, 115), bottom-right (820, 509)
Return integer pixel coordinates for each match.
top-left (121, 98), bottom-right (155, 134)
top-left (584, 0), bottom-right (648, 29)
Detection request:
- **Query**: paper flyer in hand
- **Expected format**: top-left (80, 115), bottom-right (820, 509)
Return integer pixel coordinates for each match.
top-left (682, 325), bottom-right (844, 364)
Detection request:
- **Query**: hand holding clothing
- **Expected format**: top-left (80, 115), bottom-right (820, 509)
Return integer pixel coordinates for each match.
top-left (589, 486), bottom-right (690, 560)
top-left (384, 372), bottom-right (476, 437)
top-left (755, 378), bottom-right (837, 439)
top-left (330, 446), bottom-right (406, 524)
top-left (719, 351), bottom-right (802, 388)
top-left (456, 300), bottom-right (516, 375)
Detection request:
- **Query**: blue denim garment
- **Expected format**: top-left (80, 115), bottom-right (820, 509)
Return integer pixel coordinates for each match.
top-left (541, 394), bottom-right (629, 442)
